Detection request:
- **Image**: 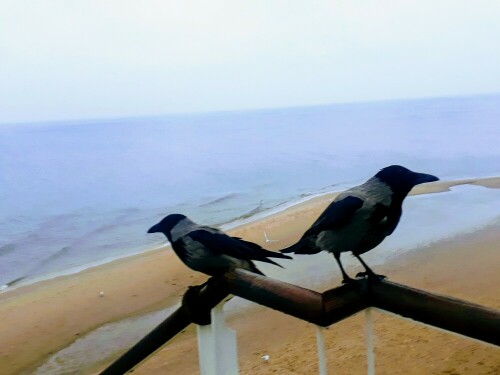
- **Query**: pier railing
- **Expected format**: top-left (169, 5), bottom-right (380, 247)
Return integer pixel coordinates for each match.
top-left (100, 269), bottom-right (500, 375)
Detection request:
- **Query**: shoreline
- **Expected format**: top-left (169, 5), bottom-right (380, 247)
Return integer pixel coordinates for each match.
top-left (0, 176), bottom-right (499, 374)
top-left (3, 175), bottom-right (500, 293)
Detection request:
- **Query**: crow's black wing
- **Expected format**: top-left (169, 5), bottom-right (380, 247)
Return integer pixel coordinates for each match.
top-left (368, 203), bottom-right (389, 225)
top-left (300, 196), bottom-right (364, 239)
top-left (385, 205), bottom-right (402, 236)
top-left (367, 203), bottom-right (401, 236)
top-left (188, 230), bottom-right (291, 267)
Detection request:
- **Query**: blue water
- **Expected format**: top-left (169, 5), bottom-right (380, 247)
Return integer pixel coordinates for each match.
top-left (1, 94), bottom-right (500, 286)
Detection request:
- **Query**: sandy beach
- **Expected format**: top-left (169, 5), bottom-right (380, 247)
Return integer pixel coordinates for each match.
top-left (1, 177), bottom-right (499, 375)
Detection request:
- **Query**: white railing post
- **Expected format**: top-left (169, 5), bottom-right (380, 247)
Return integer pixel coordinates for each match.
top-left (196, 302), bottom-right (239, 375)
top-left (196, 324), bottom-right (213, 374)
top-left (364, 308), bottom-right (375, 375)
top-left (315, 325), bottom-right (328, 375)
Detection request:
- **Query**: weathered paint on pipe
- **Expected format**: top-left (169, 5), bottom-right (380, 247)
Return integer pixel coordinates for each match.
top-left (100, 278), bottom-right (230, 375)
top-left (224, 270), bottom-right (324, 323)
top-left (371, 280), bottom-right (500, 346)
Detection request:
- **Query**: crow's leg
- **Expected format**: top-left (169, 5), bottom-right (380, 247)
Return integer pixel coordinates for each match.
top-left (354, 254), bottom-right (386, 280)
top-left (333, 252), bottom-right (354, 284)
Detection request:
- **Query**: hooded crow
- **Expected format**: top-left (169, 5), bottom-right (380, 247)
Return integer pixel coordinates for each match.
top-left (280, 165), bottom-right (439, 283)
top-left (148, 214), bottom-right (291, 276)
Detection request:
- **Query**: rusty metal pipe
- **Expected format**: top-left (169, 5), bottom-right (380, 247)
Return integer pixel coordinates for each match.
top-left (371, 280), bottom-right (500, 346)
top-left (100, 307), bottom-right (190, 375)
top-left (320, 280), bottom-right (370, 326)
top-left (100, 278), bottom-right (229, 375)
top-left (223, 270), bottom-right (324, 324)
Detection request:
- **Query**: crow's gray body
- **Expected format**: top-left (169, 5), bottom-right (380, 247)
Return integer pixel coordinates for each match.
top-left (281, 165), bottom-right (438, 282)
top-left (314, 177), bottom-right (395, 256)
top-left (149, 215), bottom-right (291, 277)
top-left (171, 219), bottom-right (251, 274)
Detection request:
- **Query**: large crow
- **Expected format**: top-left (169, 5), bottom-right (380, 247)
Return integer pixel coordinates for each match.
top-left (148, 214), bottom-right (291, 276)
top-left (281, 165), bottom-right (439, 283)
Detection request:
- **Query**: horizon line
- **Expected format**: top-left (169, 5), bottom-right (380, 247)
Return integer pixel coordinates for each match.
top-left (1, 90), bottom-right (499, 127)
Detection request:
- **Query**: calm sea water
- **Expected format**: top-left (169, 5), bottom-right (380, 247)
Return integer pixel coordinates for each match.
top-left (1, 94), bottom-right (500, 286)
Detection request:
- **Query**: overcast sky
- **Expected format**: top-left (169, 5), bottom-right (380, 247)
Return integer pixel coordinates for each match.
top-left (1, 1), bottom-right (499, 123)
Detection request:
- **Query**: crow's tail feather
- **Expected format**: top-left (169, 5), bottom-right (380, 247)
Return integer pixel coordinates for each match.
top-left (248, 261), bottom-right (265, 276)
top-left (259, 256), bottom-right (287, 268)
top-left (280, 239), bottom-right (321, 255)
top-left (236, 238), bottom-right (292, 259)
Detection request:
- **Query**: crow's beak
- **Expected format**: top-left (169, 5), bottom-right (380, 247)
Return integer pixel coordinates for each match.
top-left (147, 224), bottom-right (160, 234)
top-left (414, 172), bottom-right (439, 185)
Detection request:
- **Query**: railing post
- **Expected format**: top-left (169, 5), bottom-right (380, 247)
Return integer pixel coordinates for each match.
top-left (364, 308), bottom-right (375, 375)
top-left (315, 326), bottom-right (328, 375)
top-left (196, 302), bottom-right (239, 375)
top-left (196, 324), bottom-right (213, 375)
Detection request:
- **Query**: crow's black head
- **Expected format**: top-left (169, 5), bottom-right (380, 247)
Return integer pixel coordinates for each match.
top-left (375, 165), bottom-right (439, 197)
top-left (148, 213), bottom-right (187, 236)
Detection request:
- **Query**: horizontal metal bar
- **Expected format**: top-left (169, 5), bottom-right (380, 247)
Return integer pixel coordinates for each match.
top-left (224, 270), bottom-right (324, 324)
top-left (370, 280), bottom-right (500, 346)
top-left (223, 270), bottom-right (369, 326)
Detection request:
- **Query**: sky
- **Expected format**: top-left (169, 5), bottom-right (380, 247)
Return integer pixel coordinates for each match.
top-left (1, 1), bottom-right (500, 123)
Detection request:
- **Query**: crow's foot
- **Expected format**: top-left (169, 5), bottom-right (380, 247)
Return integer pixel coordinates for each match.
top-left (355, 271), bottom-right (387, 281)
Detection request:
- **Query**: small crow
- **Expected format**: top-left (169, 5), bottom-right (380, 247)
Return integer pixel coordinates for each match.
top-left (280, 165), bottom-right (439, 283)
top-left (148, 214), bottom-right (291, 276)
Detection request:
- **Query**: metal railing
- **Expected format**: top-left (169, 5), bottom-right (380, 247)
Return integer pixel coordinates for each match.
top-left (100, 269), bottom-right (500, 374)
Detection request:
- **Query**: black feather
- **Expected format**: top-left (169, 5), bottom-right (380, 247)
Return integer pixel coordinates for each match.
top-left (301, 196), bottom-right (364, 239)
top-left (248, 261), bottom-right (265, 275)
top-left (232, 237), bottom-right (291, 259)
top-left (280, 237), bottom-right (320, 254)
top-left (189, 230), bottom-right (290, 267)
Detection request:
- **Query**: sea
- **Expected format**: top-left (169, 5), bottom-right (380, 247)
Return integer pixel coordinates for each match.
top-left (1, 94), bottom-right (500, 288)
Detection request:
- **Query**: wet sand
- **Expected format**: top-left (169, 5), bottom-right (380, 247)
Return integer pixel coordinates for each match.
top-left (0, 177), bottom-right (499, 374)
